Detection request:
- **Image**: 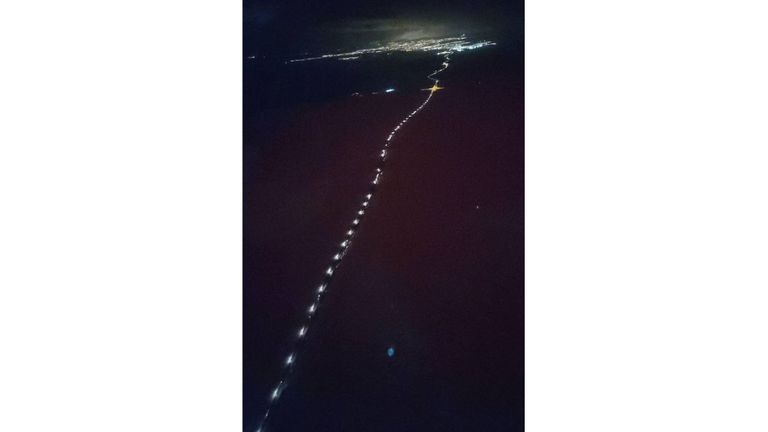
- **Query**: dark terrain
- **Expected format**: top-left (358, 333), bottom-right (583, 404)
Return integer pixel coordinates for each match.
top-left (244, 45), bottom-right (523, 431)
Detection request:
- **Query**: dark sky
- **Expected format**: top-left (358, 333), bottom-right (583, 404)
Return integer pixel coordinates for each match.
top-left (244, 0), bottom-right (523, 57)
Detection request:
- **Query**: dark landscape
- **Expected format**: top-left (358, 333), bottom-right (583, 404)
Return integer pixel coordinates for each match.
top-left (244, 9), bottom-right (523, 430)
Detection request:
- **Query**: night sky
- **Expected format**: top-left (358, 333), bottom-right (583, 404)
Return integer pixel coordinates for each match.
top-left (244, 0), bottom-right (523, 58)
top-left (244, 1), bottom-right (523, 431)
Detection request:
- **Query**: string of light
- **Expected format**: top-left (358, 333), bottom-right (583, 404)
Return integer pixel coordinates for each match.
top-left (255, 54), bottom-right (451, 432)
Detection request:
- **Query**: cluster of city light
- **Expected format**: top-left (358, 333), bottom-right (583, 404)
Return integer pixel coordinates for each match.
top-left (287, 35), bottom-right (494, 63)
top-left (254, 54), bottom-right (452, 432)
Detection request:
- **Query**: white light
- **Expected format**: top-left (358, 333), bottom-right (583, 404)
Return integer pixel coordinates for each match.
top-left (358, 210), bottom-right (364, 215)
top-left (366, 194), bottom-right (372, 199)
top-left (287, 36), bottom-right (494, 63)
top-left (286, 354), bottom-right (294, 365)
top-left (309, 303), bottom-right (316, 313)
top-left (385, 88), bottom-right (395, 93)
top-left (341, 240), bottom-right (348, 247)
top-left (271, 387), bottom-right (280, 400)
top-left (318, 284), bottom-right (326, 293)
top-left (325, 267), bottom-right (333, 276)
top-left (347, 230), bottom-right (353, 235)
top-left (333, 253), bottom-right (341, 260)
top-left (298, 326), bottom-right (307, 337)
top-left (363, 202), bottom-right (368, 207)
top-left (353, 219), bottom-right (359, 225)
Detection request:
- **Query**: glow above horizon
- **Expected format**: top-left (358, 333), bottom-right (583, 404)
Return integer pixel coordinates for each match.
top-left (286, 35), bottom-right (495, 63)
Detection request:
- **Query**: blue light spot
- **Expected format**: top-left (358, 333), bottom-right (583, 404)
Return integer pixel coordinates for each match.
top-left (387, 347), bottom-right (395, 357)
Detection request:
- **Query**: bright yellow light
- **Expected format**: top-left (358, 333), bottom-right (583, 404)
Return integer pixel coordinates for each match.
top-left (422, 83), bottom-right (445, 92)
